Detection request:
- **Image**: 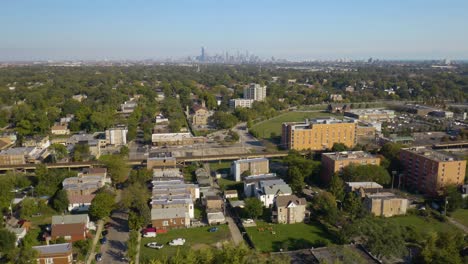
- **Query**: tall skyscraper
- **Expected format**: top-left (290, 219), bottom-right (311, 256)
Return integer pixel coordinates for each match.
top-left (200, 46), bottom-right (206, 62)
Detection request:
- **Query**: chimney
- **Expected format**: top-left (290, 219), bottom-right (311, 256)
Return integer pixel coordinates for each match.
top-left (202, 100), bottom-right (206, 107)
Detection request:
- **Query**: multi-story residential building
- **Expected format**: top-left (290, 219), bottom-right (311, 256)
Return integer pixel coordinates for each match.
top-left (229, 98), bottom-right (254, 109)
top-left (321, 151), bottom-right (381, 183)
top-left (51, 215), bottom-right (90, 242)
top-left (105, 127), bottom-right (128, 146)
top-left (120, 100), bottom-right (138, 114)
top-left (62, 170), bottom-right (109, 211)
top-left (282, 118), bottom-right (357, 151)
top-left (190, 103), bottom-right (213, 127)
top-left (150, 194), bottom-right (194, 218)
top-left (363, 192), bottom-right (408, 217)
top-left (344, 109), bottom-right (395, 122)
top-left (345, 181), bottom-right (383, 197)
top-left (272, 195), bottom-right (307, 224)
top-left (0, 147), bottom-right (46, 165)
top-left (150, 207), bottom-right (190, 230)
top-left (243, 83), bottom-right (267, 101)
top-left (243, 174), bottom-right (292, 207)
top-left (400, 147), bottom-right (466, 196)
top-left (33, 243), bottom-right (74, 264)
top-left (243, 173), bottom-right (279, 197)
top-left (231, 158), bottom-right (270, 182)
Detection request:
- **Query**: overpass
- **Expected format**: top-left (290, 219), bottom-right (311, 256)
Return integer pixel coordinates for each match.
top-left (432, 142), bottom-right (468, 149)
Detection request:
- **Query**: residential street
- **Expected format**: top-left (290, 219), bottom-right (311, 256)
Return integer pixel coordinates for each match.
top-left (101, 209), bottom-right (130, 264)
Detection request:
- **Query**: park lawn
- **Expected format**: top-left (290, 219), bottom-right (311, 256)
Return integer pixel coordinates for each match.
top-left (250, 111), bottom-right (340, 140)
top-left (451, 209), bottom-right (468, 228)
top-left (139, 225), bottom-right (231, 262)
top-left (387, 214), bottom-right (458, 234)
top-left (245, 221), bottom-right (333, 252)
top-left (209, 161), bottom-right (231, 173)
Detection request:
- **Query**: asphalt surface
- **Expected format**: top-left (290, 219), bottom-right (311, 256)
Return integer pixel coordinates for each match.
top-left (100, 210), bottom-right (130, 264)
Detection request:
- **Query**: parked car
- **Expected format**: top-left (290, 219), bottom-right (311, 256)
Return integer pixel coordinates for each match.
top-left (242, 219), bottom-right (254, 224)
top-left (208, 227), bottom-right (218, 232)
top-left (142, 228), bottom-right (157, 237)
top-left (95, 253), bottom-right (102, 262)
top-left (104, 222), bottom-right (112, 229)
top-left (100, 237), bottom-right (107, 244)
top-left (102, 230), bottom-right (108, 236)
top-left (146, 242), bottom-right (164, 249)
top-left (169, 238), bottom-right (186, 246)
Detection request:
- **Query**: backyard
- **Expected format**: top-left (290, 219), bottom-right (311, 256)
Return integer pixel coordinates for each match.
top-left (245, 221), bottom-right (333, 252)
top-left (387, 214), bottom-right (459, 234)
top-left (139, 225), bottom-right (231, 262)
top-left (250, 111), bottom-right (340, 140)
top-left (451, 209), bottom-right (468, 228)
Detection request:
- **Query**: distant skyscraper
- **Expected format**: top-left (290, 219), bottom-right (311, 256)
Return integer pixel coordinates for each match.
top-left (200, 46), bottom-right (206, 62)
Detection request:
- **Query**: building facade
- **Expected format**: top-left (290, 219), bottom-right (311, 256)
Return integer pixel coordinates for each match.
top-left (272, 195), bottom-right (307, 224)
top-left (231, 158), bottom-right (269, 182)
top-left (33, 243), bottom-right (73, 264)
top-left (229, 98), bottom-right (254, 109)
top-left (400, 147), bottom-right (466, 196)
top-left (321, 151), bottom-right (381, 183)
top-left (105, 127), bottom-right (128, 146)
top-left (344, 109), bottom-right (395, 122)
top-left (281, 118), bottom-right (356, 151)
top-left (363, 192), bottom-right (408, 217)
top-left (243, 83), bottom-right (267, 101)
top-left (150, 208), bottom-right (190, 230)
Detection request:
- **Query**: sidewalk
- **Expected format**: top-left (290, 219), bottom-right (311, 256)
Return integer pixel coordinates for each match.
top-left (448, 217), bottom-right (468, 234)
top-left (86, 219), bottom-right (104, 264)
top-left (226, 216), bottom-right (243, 245)
top-left (135, 229), bottom-right (142, 264)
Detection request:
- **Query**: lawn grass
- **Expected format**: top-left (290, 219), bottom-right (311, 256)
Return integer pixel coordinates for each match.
top-left (451, 209), bottom-right (468, 228)
top-left (250, 111), bottom-right (340, 140)
top-left (387, 214), bottom-right (458, 234)
top-left (245, 221), bottom-right (333, 252)
top-left (139, 225), bottom-right (231, 262)
top-left (209, 161), bottom-right (231, 174)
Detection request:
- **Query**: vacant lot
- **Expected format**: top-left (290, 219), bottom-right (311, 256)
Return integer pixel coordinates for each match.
top-left (387, 214), bottom-right (458, 234)
top-left (451, 209), bottom-right (468, 228)
top-left (250, 111), bottom-right (339, 140)
top-left (139, 225), bottom-right (231, 262)
top-left (245, 221), bottom-right (333, 252)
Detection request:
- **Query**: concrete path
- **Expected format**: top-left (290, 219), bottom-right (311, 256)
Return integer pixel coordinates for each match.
top-left (448, 217), bottom-right (468, 234)
top-left (135, 229), bottom-right (142, 264)
top-left (101, 210), bottom-right (129, 264)
top-left (86, 219), bottom-right (104, 264)
top-left (226, 215), bottom-right (243, 245)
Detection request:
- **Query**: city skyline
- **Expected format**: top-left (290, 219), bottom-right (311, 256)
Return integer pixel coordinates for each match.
top-left (1, 0), bottom-right (468, 61)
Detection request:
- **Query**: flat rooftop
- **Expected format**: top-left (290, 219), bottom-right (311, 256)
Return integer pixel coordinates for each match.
top-left (232, 158), bottom-right (268, 164)
top-left (323, 151), bottom-right (378, 161)
top-left (403, 147), bottom-right (463, 162)
top-left (345, 182), bottom-right (383, 189)
top-left (345, 108), bottom-right (395, 115)
top-left (287, 118), bottom-right (355, 130)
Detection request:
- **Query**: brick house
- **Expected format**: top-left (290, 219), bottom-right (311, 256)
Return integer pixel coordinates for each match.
top-left (33, 243), bottom-right (73, 264)
top-left (151, 207), bottom-right (190, 230)
top-left (51, 223), bottom-right (87, 242)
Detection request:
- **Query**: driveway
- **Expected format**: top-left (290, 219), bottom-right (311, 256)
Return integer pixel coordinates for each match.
top-left (100, 210), bottom-right (130, 263)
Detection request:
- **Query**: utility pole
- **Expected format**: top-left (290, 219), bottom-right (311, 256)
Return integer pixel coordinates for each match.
top-left (444, 197), bottom-right (449, 216)
top-left (391, 171), bottom-right (396, 190)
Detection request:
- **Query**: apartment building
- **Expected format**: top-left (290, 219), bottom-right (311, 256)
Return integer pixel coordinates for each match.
top-left (105, 127), bottom-right (128, 146)
top-left (231, 158), bottom-right (269, 182)
top-left (229, 98), bottom-right (254, 109)
top-left (272, 195), bottom-right (307, 224)
top-left (281, 118), bottom-right (356, 151)
top-left (321, 151), bottom-right (381, 183)
top-left (364, 192), bottom-right (408, 217)
top-left (400, 147), bottom-right (466, 196)
top-left (243, 83), bottom-right (267, 101)
top-left (344, 109), bottom-right (395, 122)
top-left (62, 170), bottom-right (109, 211)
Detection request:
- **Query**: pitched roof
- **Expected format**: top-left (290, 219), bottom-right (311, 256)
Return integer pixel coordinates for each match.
top-left (192, 105), bottom-right (208, 112)
top-left (151, 207), bottom-right (189, 220)
top-left (275, 195), bottom-right (306, 208)
top-left (51, 223), bottom-right (86, 237)
top-left (33, 243), bottom-right (72, 255)
top-left (68, 194), bottom-right (95, 204)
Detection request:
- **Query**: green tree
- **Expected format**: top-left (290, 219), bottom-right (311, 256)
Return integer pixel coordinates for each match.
top-left (445, 185), bottom-right (463, 212)
top-left (287, 167), bottom-right (305, 193)
top-left (119, 145), bottom-right (130, 157)
top-left (73, 143), bottom-right (91, 161)
top-left (312, 191), bottom-right (339, 224)
top-left (0, 177), bottom-right (14, 211)
top-left (0, 228), bottom-right (16, 257)
top-left (19, 198), bottom-right (38, 219)
top-left (331, 143), bottom-right (347, 152)
top-left (341, 164), bottom-right (391, 185)
top-left (49, 143), bottom-right (68, 161)
top-left (328, 174), bottom-right (345, 201)
top-left (89, 190), bottom-right (115, 220)
top-left (244, 198), bottom-right (263, 219)
top-left (99, 154), bottom-right (130, 183)
top-left (51, 189), bottom-right (69, 212)
top-left (210, 111), bottom-right (239, 129)
top-left (343, 192), bottom-right (362, 219)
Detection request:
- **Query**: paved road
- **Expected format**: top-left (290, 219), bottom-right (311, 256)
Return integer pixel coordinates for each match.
top-left (101, 210), bottom-right (130, 264)
top-left (232, 122), bottom-right (265, 152)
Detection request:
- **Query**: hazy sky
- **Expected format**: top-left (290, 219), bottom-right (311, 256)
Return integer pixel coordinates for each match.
top-left (1, 0), bottom-right (468, 61)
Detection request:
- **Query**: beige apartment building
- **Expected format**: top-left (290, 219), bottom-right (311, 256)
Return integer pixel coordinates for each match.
top-left (364, 192), bottom-right (408, 217)
top-left (321, 151), bottom-right (381, 183)
top-left (231, 158), bottom-right (269, 182)
top-left (281, 118), bottom-right (356, 151)
top-left (400, 147), bottom-right (466, 196)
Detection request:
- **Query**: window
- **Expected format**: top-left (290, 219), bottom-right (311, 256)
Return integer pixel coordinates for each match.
top-left (45, 258), bottom-right (54, 264)
top-left (162, 221), bottom-right (169, 226)
top-left (64, 235), bottom-right (71, 240)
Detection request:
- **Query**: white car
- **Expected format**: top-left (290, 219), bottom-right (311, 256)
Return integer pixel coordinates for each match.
top-left (143, 232), bottom-right (157, 238)
top-left (169, 238), bottom-right (186, 246)
top-left (146, 242), bottom-right (164, 249)
top-left (242, 219), bottom-right (254, 224)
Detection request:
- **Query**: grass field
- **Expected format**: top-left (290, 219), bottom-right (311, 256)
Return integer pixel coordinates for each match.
top-left (139, 225), bottom-right (231, 262)
top-left (250, 111), bottom-right (340, 140)
top-left (387, 214), bottom-right (458, 234)
top-left (451, 209), bottom-right (468, 228)
top-left (245, 221), bottom-right (333, 252)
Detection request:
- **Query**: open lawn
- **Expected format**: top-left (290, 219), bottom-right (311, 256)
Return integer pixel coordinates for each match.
top-left (245, 221), bottom-right (333, 252)
top-left (250, 111), bottom-right (340, 140)
top-left (387, 214), bottom-right (458, 234)
top-left (209, 161), bottom-right (231, 174)
top-left (139, 225), bottom-right (231, 262)
top-left (451, 209), bottom-right (468, 228)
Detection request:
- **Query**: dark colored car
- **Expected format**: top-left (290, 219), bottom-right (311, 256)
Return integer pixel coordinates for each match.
top-left (95, 253), bottom-right (102, 262)
top-left (100, 237), bottom-right (107, 244)
top-left (102, 230), bottom-right (108, 236)
top-left (104, 222), bottom-right (112, 229)
top-left (208, 227), bottom-right (219, 232)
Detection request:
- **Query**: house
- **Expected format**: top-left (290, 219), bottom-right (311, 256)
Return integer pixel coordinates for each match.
top-left (363, 192), bottom-right (408, 217)
top-left (345, 182), bottom-right (383, 197)
top-left (190, 102), bottom-right (213, 127)
top-left (51, 214), bottom-right (92, 229)
top-left (6, 226), bottom-right (27, 246)
top-left (256, 180), bottom-right (293, 207)
top-left (51, 222), bottom-right (87, 242)
top-left (0, 147), bottom-right (46, 165)
top-left (329, 94), bottom-right (343, 102)
top-left (150, 195), bottom-right (194, 218)
top-left (72, 94), bottom-right (87, 102)
top-left (224, 190), bottom-right (238, 199)
top-left (105, 127), bottom-right (128, 146)
top-left (33, 243), bottom-right (73, 264)
top-left (204, 195), bottom-right (224, 211)
top-left (51, 125), bottom-right (70, 135)
top-left (151, 207), bottom-right (190, 230)
top-left (120, 100), bottom-right (138, 114)
top-left (243, 173), bottom-right (279, 197)
top-left (207, 211), bottom-right (226, 225)
top-left (22, 135), bottom-right (51, 149)
top-left (0, 136), bottom-right (15, 150)
top-left (272, 195), bottom-right (307, 224)
top-left (62, 172), bottom-right (109, 211)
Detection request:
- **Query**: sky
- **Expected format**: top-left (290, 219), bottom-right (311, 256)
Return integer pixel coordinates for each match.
top-left (1, 0), bottom-right (468, 61)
